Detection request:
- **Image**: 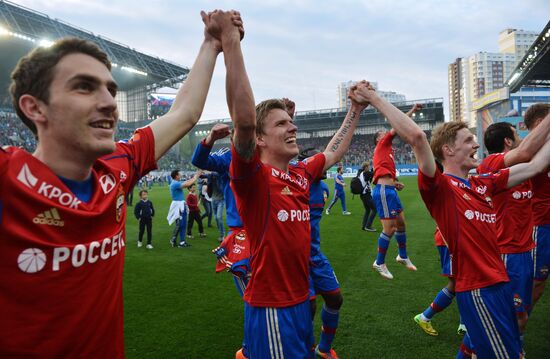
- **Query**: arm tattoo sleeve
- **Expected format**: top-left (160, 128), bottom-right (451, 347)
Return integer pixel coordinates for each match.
top-left (330, 111), bottom-right (356, 152)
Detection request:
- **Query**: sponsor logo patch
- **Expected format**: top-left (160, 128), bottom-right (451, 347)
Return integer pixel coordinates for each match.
top-left (99, 174), bottom-right (117, 194)
top-left (33, 208), bottom-right (64, 227)
top-left (17, 163), bottom-right (38, 188)
top-left (281, 186), bottom-right (293, 195)
top-left (277, 210), bottom-right (289, 222)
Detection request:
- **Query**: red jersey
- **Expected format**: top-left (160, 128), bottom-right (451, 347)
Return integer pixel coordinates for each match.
top-left (186, 192), bottom-right (200, 212)
top-left (373, 131), bottom-right (396, 184)
top-left (0, 127), bottom-right (156, 358)
top-left (230, 147), bottom-right (325, 307)
top-left (418, 168), bottom-right (510, 292)
top-left (531, 166), bottom-right (550, 225)
top-left (477, 153), bottom-right (534, 253)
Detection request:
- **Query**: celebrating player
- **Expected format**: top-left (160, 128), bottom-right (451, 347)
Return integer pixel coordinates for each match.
top-left (371, 103), bottom-right (421, 279)
top-left (351, 81), bottom-right (550, 358)
top-left (299, 148), bottom-right (343, 359)
top-left (477, 118), bottom-right (550, 350)
top-left (523, 104), bottom-right (550, 313)
top-left (0, 11), bottom-right (237, 358)
top-left (204, 10), bottom-right (367, 357)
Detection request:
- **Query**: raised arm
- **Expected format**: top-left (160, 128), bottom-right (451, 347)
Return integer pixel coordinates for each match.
top-left (351, 82), bottom-right (436, 177)
top-left (507, 139), bottom-right (550, 188)
top-left (207, 10), bottom-right (256, 161)
top-left (503, 113), bottom-right (550, 166)
top-left (180, 171), bottom-right (202, 189)
top-left (191, 123), bottom-right (232, 172)
top-left (323, 83), bottom-right (367, 171)
top-left (148, 11), bottom-right (222, 161)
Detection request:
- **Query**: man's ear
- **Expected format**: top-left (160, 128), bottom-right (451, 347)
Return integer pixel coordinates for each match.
top-left (19, 94), bottom-right (47, 126)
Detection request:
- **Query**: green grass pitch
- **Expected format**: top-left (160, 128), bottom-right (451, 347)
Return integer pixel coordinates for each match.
top-left (123, 176), bottom-right (549, 358)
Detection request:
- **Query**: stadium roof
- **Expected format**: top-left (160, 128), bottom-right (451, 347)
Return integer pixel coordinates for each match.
top-left (507, 20), bottom-right (550, 92)
top-left (0, 0), bottom-right (188, 95)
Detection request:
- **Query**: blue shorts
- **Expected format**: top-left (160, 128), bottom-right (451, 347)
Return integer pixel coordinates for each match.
top-left (372, 184), bottom-right (403, 219)
top-left (244, 300), bottom-right (313, 359)
top-left (456, 283), bottom-right (521, 359)
top-left (502, 251), bottom-right (534, 313)
top-left (437, 245), bottom-right (452, 277)
top-left (308, 252), bottom-right (340, 298)
top-left (533, 224), bottom-right (550, 281)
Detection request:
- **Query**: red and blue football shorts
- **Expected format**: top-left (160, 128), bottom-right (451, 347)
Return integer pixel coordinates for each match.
top-left (456, 282), bottom-right (522, 359)
top-left (502, 251), bottom-right (534, 314)
top-left (437, 245), bottom-right (453, 277)
top-left (372, 184), bottom-right (403, 219)
top-left (244, 300), bottom-right (313, 359)
top-left (533, 224), bottom-right (550, 281)
top-left (308, 252), bottom-right (340, 298)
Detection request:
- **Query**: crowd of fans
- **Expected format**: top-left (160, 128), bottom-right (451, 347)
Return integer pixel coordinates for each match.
top-left (2, 108), bottom-right (421, 169)
top-left (298, 132), bottom-right (421, 166)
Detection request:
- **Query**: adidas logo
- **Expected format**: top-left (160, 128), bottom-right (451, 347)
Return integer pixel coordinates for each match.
top-left (281, 186), bottom-right (292, 195)
top-left (33, 208), bottom-right (64, 227)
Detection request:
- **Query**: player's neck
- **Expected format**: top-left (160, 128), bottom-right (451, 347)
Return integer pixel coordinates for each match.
top-left (442, 161), bottom-right (469, 180)
top-left (33, 144), bottom-right (93, 181)
top-left (260, 152), bottom-right (290, 172)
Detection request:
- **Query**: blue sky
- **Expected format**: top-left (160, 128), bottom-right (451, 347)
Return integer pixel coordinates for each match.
top-left (14, 0), bottom-right (550, 121)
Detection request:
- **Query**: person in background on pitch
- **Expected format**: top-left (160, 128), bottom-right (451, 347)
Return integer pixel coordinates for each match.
top-left (134, 189), bottom-right (155, 249)
top-left (370, 103), bottom-right (422, 280)
top-left (168, 170), bottom-right (201, 247)
top-left (326, 166), bottom-right (350, 216)
top-left (358, 160), bottom-right (376, 232)
top-left (186, 183), bottom-right (206, 238)
top-left (200, 176), bottom-right (213, 227)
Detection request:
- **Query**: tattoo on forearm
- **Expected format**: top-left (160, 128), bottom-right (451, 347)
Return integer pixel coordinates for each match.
top-left (330, 111), bottom-right (356, 152)
top-left (235, 138), bottom-right (256, 160)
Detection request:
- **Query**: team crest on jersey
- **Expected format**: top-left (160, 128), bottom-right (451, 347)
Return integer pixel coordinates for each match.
top-left (120, 170), bottom-right (127, 182)
top-left (116, 187), bottom-right (125, 222)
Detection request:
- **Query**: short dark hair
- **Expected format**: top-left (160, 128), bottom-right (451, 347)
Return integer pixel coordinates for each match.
top-left (524, 103), bottom-right (550, 130)
top-left (484, 122), bottom-right (514, 154)
top-left (139, 190), bottom-right (148, 196)
top-left (374, 130), bottom-right (385, 146)
top-left (170, 170), bottom-right (180, 179)
top-left (10, 37), bottom-right (111, 135)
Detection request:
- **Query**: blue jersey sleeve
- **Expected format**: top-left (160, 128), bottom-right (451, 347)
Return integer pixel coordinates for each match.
top-left (191, 141), bottom-right (230, 174)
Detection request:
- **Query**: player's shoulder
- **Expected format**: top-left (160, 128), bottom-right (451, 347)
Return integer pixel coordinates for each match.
top-left (0, 146), bottom-right (20, 170)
